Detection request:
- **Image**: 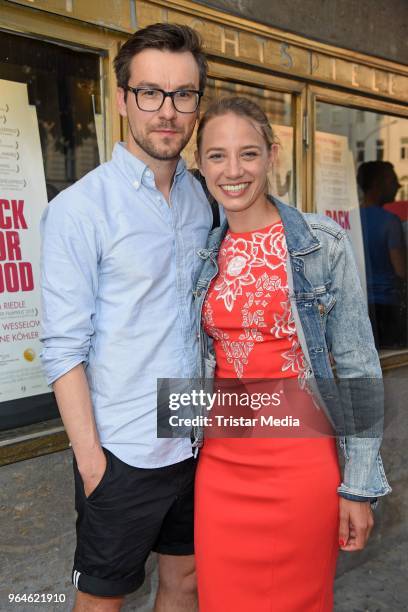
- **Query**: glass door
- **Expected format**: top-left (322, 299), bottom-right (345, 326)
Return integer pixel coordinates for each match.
top-left (309, 87), bottom-right (408, 351)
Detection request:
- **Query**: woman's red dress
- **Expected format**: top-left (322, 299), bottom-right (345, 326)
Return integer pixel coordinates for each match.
top-left (195, 222), bottom-right (340, 612)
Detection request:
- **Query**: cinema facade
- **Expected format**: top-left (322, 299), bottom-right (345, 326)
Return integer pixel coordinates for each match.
top-left (0, 0), bottom-right (407, 467)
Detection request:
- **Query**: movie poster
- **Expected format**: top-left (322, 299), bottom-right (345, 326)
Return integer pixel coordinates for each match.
top-left (315, 131), bottom-right (367, 296)
top-left (0, 79), bottom-right (49, 402)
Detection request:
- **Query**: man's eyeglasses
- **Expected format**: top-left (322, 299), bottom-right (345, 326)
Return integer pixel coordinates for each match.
top-left (126, 87), bottom-right (203, 113)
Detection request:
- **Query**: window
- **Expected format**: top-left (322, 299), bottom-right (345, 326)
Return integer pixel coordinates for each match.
top-left (401, 138), bottom-right (408, 161)
top-left (314, 102), bottom-right (408, 350)
top-left (331, 109), bottom-right (342, 126)
top-left (376, 139), bottom-right (384, 160)
top-left (399, 176), bottom-right (408, 200)
top-left (0, 32), bottom-right (104, 433)
top-left (356, 140), bottom-right (365, 163)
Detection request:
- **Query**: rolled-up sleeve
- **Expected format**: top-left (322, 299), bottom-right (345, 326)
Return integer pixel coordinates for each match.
top-left (326, 230), bottom-right (391, 499)
top-left (40, 196), bottom-right (100, 385)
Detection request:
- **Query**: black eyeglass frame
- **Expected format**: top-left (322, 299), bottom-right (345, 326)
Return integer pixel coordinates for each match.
top-left (125, 86), bottom-right (203, 113)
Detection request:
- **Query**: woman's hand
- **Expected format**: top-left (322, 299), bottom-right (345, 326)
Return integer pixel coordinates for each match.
top-left (338, 498), bottom-right (374, 551)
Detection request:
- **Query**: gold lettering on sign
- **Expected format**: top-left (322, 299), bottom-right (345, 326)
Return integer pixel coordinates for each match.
top-left (351, 64), bottom-right (359, 87)
top-left (255, 36), bottom-right (267, 64)
top-left (388, 73), bottom-right (396, 95)
top-left (24, 0), bottom-right (73, 11)
top-left (308, 51), bottom-right (319, 74)
top-left (280, 43), bottom-right (293, 69)
top-left (189, 18), bottom-right (205, 30)
top-left (133, 2), bottom-right (406, 103)
top-left (331, 58), bottom-right (337, 80)
top-left (372, 70), bottom-right (380, 92)
top-left (220, 28), bottom-right (240, 57)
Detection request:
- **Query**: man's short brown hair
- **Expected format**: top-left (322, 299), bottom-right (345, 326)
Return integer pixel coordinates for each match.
top-left (114, 23), bottom-right (208, 92)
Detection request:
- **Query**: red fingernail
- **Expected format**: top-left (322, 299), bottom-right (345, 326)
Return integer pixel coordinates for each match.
top-left (339, 539), bottom-right (345, 547)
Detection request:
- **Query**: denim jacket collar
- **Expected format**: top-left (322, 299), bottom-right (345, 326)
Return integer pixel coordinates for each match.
top-left (273, 198), bottom-right (321, 256)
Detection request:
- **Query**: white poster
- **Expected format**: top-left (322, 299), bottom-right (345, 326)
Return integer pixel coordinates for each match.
top-left (0, 79), bottom-right (49, 402)
top-left (315, 131), bottom-right (367, 297)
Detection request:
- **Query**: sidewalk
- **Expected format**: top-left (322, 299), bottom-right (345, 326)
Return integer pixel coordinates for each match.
top-left (0, 436), bottom-right (406, 612)
top-left (335, 535), bottom-right (408, 611)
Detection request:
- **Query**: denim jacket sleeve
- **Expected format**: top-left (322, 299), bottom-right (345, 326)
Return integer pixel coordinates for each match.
top-left (325, 229), bottom-right (391, 501)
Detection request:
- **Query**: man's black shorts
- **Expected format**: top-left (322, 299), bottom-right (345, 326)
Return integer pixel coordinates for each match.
top-left (72, 448), bottom-right (196, 597)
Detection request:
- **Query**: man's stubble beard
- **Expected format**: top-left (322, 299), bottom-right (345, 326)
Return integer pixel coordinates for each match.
top-left (128, 119), bottom-right (193, 161)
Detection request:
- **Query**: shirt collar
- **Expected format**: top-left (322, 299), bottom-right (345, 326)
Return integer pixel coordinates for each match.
top-left (174, 157), bottom-right (187, 178)
top-left (112, 142), bottom-right (187, 188)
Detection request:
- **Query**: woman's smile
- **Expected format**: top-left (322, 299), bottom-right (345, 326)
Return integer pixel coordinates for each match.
top-left (219, 182), bottom-right (251, 196)
top-left (196, 112), bottom-right (278, 231)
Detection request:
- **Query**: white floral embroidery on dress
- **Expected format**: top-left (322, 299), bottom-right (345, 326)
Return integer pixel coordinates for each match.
top-left (270, 299), bottom-right (307, 379)
top-left (282, 339), bottom-right (308, 375)
top-left (259, 223), bottom-right (287, 271)
top-left (203, 301), bottom-right (254, 378)
top-left (270, 300), bottom-right (296, 338)
top-left (213, 239), bottom-right (257, 313)
top-left (204, 223), bottom-right (306, 379)
top-left (255, 272), bottom-right (283, 297)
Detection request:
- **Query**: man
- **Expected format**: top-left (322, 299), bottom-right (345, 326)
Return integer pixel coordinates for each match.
top-left (358, 161), bottom-right (406, 348)
top-left (40, 23), bottom-right (211, 612)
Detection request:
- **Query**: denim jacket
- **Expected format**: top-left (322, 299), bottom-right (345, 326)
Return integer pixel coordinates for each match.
top-left (193, 196), bottom-right (391, 502)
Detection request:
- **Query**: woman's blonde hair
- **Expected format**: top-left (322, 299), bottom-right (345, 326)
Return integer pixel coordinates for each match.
top-left (196, 96), bottom-right (275, 153)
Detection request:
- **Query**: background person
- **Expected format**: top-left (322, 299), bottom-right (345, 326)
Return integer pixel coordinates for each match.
top-left (193, 97), bottom-right (390, 612)
top-left (41, 23), bottom-right (210, 612)
top-left (358, 161), bottom-right (407, 348)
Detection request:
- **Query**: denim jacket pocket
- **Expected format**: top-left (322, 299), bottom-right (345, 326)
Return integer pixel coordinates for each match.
top-left (316, 290), bottom-right (336, 320)
top-left (312, 286), bottom-right (336, 338)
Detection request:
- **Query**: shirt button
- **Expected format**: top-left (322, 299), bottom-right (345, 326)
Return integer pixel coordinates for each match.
top-left (146, 170), bottom-right (152, 178)
top-left (133, 180), bottom-right (139, 189)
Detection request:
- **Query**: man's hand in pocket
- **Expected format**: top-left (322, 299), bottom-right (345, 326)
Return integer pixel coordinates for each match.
top-left (77, 447), bottom-right (107, 498)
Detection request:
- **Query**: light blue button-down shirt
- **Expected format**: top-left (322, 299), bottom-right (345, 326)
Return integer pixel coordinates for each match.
top-left (40, 143), bottom-right (212, 467)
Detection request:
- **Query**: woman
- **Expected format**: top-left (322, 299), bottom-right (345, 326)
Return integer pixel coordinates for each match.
top-left (192, 97), bottom-right (390, 612)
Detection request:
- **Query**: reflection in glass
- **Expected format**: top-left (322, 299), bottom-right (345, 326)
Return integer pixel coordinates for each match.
top-left (0, 32), bottom-right (103, 201)
top-left (358, 162), bottom-right (406, 348)
top-left (316, 103), bottom-right (408, 349)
